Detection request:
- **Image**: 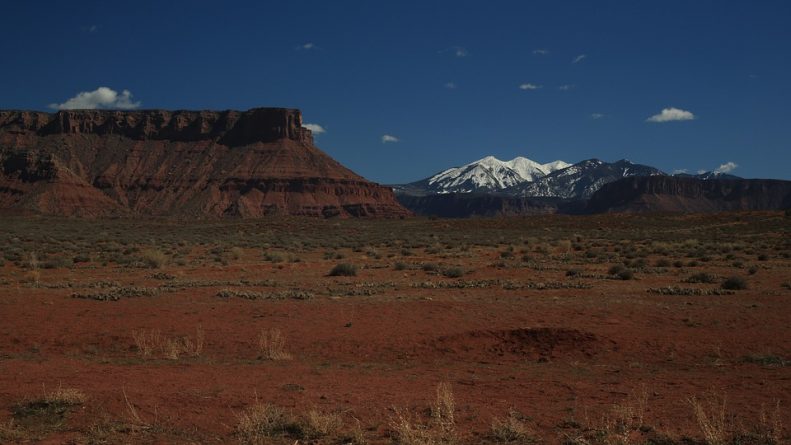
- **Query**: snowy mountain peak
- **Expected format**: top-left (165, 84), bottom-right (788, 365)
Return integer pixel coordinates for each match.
top-left (413, 154), bottom-right (570, 194)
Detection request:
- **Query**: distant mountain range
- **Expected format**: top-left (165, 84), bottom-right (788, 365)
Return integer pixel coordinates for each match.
top-left (396, 156), bottom-right (667, 199)
top-left (396, 155), bottom-right (745, 200)
top-left (397, 156), bottom-right (570, 194)
top-left (392, 155), bottom-right (789, 217)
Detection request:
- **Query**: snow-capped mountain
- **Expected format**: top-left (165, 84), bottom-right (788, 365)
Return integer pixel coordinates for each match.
top-left (508, 159), bottom-right (666, 199)
top-left (403, 156), bottom-right (570, 194)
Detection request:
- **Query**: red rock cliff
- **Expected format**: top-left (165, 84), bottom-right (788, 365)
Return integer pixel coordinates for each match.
top-left (0, 108), bottom-right (410, 218)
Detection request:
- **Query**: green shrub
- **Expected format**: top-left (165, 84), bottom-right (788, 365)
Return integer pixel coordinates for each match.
top-left (722, 276), bottom-right (747, 290)
top-left (263, 252), bottom-right (284, 263)
top-left (608, 264), bottom-right (626, 275)
top-left (617, 269), bottom-right (634, 280)
top-left (328, 263), bottom-right (357, 277)
top-left (443, 267), bottom-right (464, 278)
top-left (421, 263), bottom-right (440, 272)
top-left (685, 272), bottom-right (717, 284)
top-left (394, 262), bottom-right (408, 271)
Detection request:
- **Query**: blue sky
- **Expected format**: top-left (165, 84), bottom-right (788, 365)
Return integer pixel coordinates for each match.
top-left (1, 1), bottom-right (789, 183)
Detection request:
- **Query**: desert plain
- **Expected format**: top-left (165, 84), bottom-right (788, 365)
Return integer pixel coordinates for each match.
top-left (0, 212), bottom-right (789, 444)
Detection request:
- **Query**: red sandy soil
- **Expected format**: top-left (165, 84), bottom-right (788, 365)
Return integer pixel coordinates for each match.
top-left (0, 215), bottom-right (789, 444)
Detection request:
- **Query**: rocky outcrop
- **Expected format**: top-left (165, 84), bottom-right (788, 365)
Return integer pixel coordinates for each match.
top-left (586, 176), bottom-right (791, 213)
top-left (0, 108), bottom-right (410, 218)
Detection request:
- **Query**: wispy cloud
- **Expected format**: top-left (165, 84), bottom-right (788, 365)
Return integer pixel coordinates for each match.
top-left (591, 113), bottom-right (605, 119)
top-left (572, 54), bottom-right (587, 64)
top-left (296, 42), bottom-right (318, 51)
top-left (558, 84), bottom-right (575, 91)
top-left (714, 161), bottom-right (738, 174)
top-left (440, 46), bottom-right (468, 57)
top-left (444, 82), bottom-right (457, 89)
top-left (519, 83), bottom-right (542, 90)
top-left (646, 107), bottom-right (696, 123)
top-left (532, 49), bottom-right (549, 55)
top-left (302, 123), bottom-right (325, 134)
top-left (49, 87), bottom-right (140, 110)
top-left (381, 134), bottom-right (399, 143)
top-left (81, 25), bottom-right (98, 33)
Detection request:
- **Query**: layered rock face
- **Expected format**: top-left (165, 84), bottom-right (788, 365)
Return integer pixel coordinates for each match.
top-left (0, 108), bottom-right (410, 218)
top-left (586, 176), bottom-right (791, 213)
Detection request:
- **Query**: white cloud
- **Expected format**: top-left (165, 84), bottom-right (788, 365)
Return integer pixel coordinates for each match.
top-left (381, 134), bottom-right (399, 143)
top-left (572, 54), bottom-right (587, 64)
top-left (591, 113), bottom-right (605, 119)
top-left (714, 161), bottom-right (738, 174)
top-left (646, 107), bottom-right (696, 123)
top-left (444, 82), bottom-right (457, 89)
top-left (440, 46), bottom-right (468, 57)
top-left (672, 169), bottom-right (688, 175)
top-left (302, 123), bottom-right (325, 134)
top-left (297, 42), bottom-right (317, 50)
top-left (533, 49), bottom-right (549, 55)
top-left (519, 83), bottom-right (542, 90)
top-left (49, 87), bottom-right (141, 110)
top-left (558, 84), bottom-right (575, 91)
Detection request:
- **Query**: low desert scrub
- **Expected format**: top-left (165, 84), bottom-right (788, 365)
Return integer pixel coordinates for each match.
top-left (11, 385), bottom-right (87, 436)
top-left (647, 287), bottom-right (734, 296)
top-left (46, 385), bottom-right (88, 406)
top-left (236, 403), bottom-right (292, 443)
top-left (390, 382), bottom-right (456, 445)
top-left (329, 263), bottom-right (358, 277)
top-left (139, 248), bottom-right (168, 269)
top-left (442, 267), bottom-right (465, 278)
top-left (132, 326), bottom-right (204, 360)
top-left (721, 276), bottom-right (748, 290)
top-left (216, 289), bottom-right (313, 300)
top-left (689, 393), bottom-right (729, 445)
top-left (257, 328), bottom-right (292, 360)
top-left (758, 401), bottom-right (784, 445)
top-left (684, 272), bottom-right (718, 284)
top-left (490, 409), bottom-right (537, 443)
top-left (608, 264), bottom-right (635, 280)
top-left (72, 286), bottom-right (159, 301)
top-left (235, 403), bottom-right (344, 443)
top-left (431, 382), bottom-right (456, 438)
top-left (742, 354), bottom-right (788, 367)
top-left (0, 420), bottom-right (24, 441)
top-left (301, 407), bottom-right (344, 440)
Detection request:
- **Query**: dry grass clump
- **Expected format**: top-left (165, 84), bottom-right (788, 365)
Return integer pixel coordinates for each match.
top-left (431, 382), bottom-right (456, 438)
top-left (390, 382), bottom-right (456, 445)
top-left (9, 385), bottom-right (88, 438)
top-left (690, 393), bottom-right (729, 445)
top-left (46, 385), bottom-right (88, 406)
top-left (0, 420), bottom-right (24, 441)
top-left (139, 248), bottom-right (168, 269)
top-left (132, 326), bottom-right (204, 360)
top-left (490, 409), bottom-right (536, 443)
top-left (236, 403), bottom-right (291, 444)
top-left (235, 403), bottom-right (345, 444)
top-left (257, 328), bottom-right (293, 360)
top-left (302, 408), bottom-right (344, 440)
